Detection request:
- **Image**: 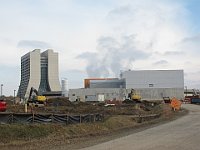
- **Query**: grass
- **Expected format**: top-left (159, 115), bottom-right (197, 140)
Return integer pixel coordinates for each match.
top-left (0, 103), bottom-right (179, 147)
top-left (0, 115), bottom-right (137, 145)
top-left (0, 124), bottom-right (58, 144)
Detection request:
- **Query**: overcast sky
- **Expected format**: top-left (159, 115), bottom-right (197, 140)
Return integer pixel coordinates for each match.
top-left (0, 0), bottom-right (200, 96)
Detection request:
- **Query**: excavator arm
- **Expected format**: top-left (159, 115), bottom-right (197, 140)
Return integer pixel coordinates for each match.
top-left (28, 87), bottom-right (46, 104)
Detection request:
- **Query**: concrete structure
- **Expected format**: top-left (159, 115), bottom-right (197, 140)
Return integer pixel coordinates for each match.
top-left (69, 88), bottom-right (125, 102)
top-left (18, 49), bottom-right (61, 99)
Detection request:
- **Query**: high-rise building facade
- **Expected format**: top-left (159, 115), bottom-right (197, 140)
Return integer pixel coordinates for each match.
top-left (18, 49), bottom-right (61, 99)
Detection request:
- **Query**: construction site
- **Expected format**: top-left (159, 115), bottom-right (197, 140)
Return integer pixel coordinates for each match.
top-left (0, 68), bottom-right (196, 149)
top-left (0, 50), bottom-right (199, 150)
top-left (0, 88), bottom-right (186, 150)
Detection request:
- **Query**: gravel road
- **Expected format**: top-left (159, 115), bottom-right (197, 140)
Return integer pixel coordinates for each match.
top-left (80, 104), bottom-right (200, 150)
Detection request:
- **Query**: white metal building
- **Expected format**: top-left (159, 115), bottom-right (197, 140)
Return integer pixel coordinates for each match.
top-left (69, 88), bottom-right (126, 102)
top-left (122, 70), bottom-right (184, 100)
top-left (122, 70), bottom-right (184, 89)
top-left (69, 70), bottom-right (184, 102)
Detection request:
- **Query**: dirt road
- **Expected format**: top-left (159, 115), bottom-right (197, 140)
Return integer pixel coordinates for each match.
top-left (80, 104), bottom-right (200, 150)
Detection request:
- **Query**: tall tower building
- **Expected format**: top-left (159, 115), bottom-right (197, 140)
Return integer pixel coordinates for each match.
top-left (18, 49), bottom-right (61, 99)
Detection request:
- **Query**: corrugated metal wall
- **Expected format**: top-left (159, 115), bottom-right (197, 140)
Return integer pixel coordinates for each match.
top-left (69, 87), bottom-right (184, 101)
top-left (90, 79), bottom-right (125, 88)
top-left (128, 88), bottom-right (184, 100)
top-left (69, 88), bottom-right (126, 102)
top-left (122, 70), bottom-right (184, 89)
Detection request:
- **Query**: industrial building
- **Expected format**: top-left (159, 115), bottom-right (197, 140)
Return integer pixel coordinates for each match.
top-left (69, 88), bottom-right (125, 102)
top-left (122, 70), bottom-right (184, 100)
top-left (69, 70), bottom-right (184, 102)
top-left (18, 49), bottom-right (61, 99)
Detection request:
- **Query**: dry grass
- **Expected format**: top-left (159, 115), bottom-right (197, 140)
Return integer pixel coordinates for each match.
top-left (0, 102), bottom-right (181, 149)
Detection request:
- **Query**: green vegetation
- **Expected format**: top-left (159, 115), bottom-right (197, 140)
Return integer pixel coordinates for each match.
top-left (0, 124), bottom-right (58, 143)
top-left (0, 115), bottom-right (137, 145)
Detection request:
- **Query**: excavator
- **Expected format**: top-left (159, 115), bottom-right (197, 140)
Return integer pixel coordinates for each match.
top-left (128, 89), bottom-right (142, 102)
top-left (123, 89), bottom-right (142, 104)
top-left (27, 87), bottom-right (46, 107)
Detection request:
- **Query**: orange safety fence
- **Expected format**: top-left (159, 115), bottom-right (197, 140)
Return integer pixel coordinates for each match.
top-left (170, 97), bottom-right (182, 111)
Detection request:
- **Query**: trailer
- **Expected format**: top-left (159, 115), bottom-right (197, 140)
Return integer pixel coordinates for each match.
top-left (191, 98), bottom-right (200, 104)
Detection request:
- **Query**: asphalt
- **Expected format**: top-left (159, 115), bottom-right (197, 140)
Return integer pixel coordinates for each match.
top-left (80, 104), bottom-right (200, 150)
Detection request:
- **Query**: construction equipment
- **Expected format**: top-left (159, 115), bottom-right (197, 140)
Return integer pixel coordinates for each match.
top-left (28, 87), bottom-right (46, 107)
top-left (0, 99), bottom-right (6, 112)
top-left (127, 89), bottom-right (142, 102)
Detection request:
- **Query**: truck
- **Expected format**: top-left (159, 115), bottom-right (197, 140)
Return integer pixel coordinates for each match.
top-left (191, 98), bottom-right (200, 104)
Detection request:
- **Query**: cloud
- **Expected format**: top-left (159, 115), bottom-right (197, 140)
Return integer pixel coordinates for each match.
top-left (153, 60), bottom-right (168, 66)
top-left (185, 71), bottom-right (200, 89)
top-left (76, 0), bottom-right (192, 78)
top-left (178, 34), bottom-right (200, 55)
top-left (77, 35), bottom-right (150, 77)
top-left (17, 40), bottom-right (51, 49)
top-left (164, 51), bottom-right (184, 56)
top-left (182, 34), bottom-right (200, 43)
top-left (107, 5), bottom-right (132, 21)
top-left (105, 0), bottom-right (189, 54)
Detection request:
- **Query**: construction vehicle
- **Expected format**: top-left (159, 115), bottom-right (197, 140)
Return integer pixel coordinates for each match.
top-left (0, 99), bottom-right (6, 112)
top-left (129, 89), bottom-right (141, 102)
top-left (28, 87), bottom-right (46, 107)
top-left (126, 89), bottom-right (142, 103)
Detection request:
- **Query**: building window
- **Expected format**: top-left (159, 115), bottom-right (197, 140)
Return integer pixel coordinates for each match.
top-left (149, 84), bottom-right (154, 87)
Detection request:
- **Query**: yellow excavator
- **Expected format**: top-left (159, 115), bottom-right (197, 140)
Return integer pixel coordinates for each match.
top-left (128, 89), bottom-right (142, 102)
top-left (27, 87), bottom-right (46, 107)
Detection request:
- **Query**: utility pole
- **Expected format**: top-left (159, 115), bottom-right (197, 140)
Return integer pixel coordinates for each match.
top-left (19, 86), bottom-right (21, 102)
top-left (1, 84), bottom-right (3, 97)
top-left (185, 86), bottom-right (187, 97)
top-left (14, 90), bottom-right (16, 104)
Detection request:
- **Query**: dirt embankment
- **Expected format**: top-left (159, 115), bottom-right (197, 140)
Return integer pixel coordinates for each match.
top-left (0, 101), bottom-right (187, 150)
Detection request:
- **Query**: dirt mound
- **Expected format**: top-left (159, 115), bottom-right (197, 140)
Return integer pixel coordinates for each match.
top-left (47, 97), bottom-right (72, 106)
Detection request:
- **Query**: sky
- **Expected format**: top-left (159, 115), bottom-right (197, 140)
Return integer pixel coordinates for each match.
top-left (0, 0), bottom-right (200, 96)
